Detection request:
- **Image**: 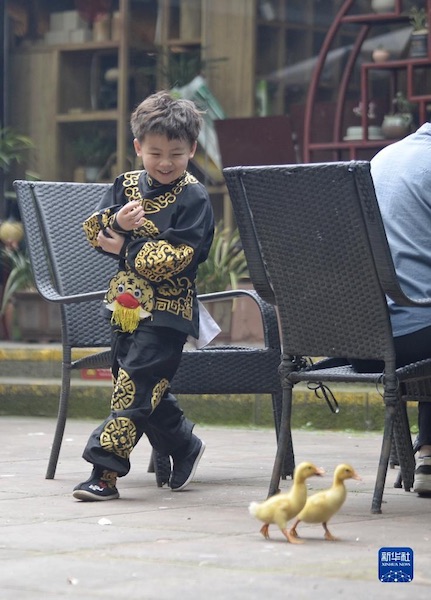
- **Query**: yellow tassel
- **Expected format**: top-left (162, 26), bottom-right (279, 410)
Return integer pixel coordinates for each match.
top-left (111, 302), bottom-right (141, 333)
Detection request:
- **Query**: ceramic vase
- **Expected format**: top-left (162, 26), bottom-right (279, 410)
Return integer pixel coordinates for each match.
top-left (371, 0), bottom-right (395, 12)
top-left (381, 114), bottom-right (412, 139)
top-left (372, 47), bottom-right (390, 62)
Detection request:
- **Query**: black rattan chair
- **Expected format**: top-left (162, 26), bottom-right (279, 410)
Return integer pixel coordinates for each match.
top-left (14, 179), bottom-right (283, 483)
top-left (223, 160), bottom-right (431, 514)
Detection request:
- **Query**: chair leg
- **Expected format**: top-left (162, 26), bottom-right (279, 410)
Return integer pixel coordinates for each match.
top-left (46, 359), bottom-right (71, 479)
top-left (272, 389), bottom-right (294, 480)
top-left (393, 402), bottom-right (415, 491)
top-left (371, 403), bottom-right (395, 514)
top-left (268, 382), bottom-right (294, 497)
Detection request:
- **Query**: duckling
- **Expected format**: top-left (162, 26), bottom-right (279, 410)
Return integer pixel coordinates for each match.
top-left (289, 463), bottom-right (361, 541)
top-left (248, 461), bottom-right (324, 544)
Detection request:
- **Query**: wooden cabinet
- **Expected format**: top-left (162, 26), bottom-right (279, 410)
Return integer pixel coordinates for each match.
top-left (303, 0), bottom-right (431, 162)
top-left (10, 0), bottom-right (157, 183)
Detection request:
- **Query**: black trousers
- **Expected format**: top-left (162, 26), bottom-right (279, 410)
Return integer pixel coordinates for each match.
top-left (351, 325), bottom-right (431, 448)
top-left (82, 324), bottom-right (193, 477)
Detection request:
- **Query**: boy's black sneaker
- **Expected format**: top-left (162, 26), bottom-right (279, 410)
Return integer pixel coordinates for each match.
top-left (170, 435), bottom-right (205, 491)
top-left (73, 469), bottom-right (120, 501)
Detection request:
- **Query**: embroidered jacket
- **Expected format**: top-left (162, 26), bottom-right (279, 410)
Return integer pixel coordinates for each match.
top-left (83, 170), bottom-right (214, 338)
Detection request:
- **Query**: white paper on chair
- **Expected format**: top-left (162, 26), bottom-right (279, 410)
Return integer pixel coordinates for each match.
top-left (187, 300), bottom-right (222, 349)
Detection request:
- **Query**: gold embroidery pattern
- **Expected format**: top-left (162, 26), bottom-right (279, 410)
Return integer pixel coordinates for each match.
top-left (101, 211), bottom-right (111, 228)
top-left (144, 173), bottom-right (197, 213)
top-left (121, 171), bottom-right (199, 215)
top-left (155, 291), bottom-right (193, 320)
top-left (100, 417), bottom-right (137, 458)
top-left (143, 191), bottom-right (177, 214)
top-left (158, 277), bottom-right (192, 297)
top-left (82, 213), bottom-right (101, 248)
top-left (111, 368), bottom-right (136, 411)
top-left (133, 219), bottom-right (159, 239)
top-left (151, 378), bottom-right (169, 411)
top-left (135, 242), bottom-right (194, 282)
top-left (123, 171), bottom-right (143, 202)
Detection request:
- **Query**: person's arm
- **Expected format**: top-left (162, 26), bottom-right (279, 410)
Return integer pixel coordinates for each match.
top-left (82, 177), bottom-right (131, 256)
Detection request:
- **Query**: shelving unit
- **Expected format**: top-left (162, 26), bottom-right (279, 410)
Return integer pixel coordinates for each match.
top-left (9, 0), bottom-right (160, 182)
top-left (303, 0), bottom-right (431, 162)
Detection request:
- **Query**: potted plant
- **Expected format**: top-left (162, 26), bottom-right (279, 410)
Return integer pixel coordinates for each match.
top-left (0, 125), bottom-right (34, 338)
top-left (0, 125), bottom-right (34, 218)
top-left (0, 126), bottom-right (34, 175)
top-left (196, 223), bottom-right (248, 294)
top-left (0, 246), bottom-right (34, 309)
top-left (196, 223), bottom-right (248, 339)
top-left (0, 246), bottom-right (61, 341)
top-left (409, 6), bottom-right (428, 58)
top-left (72, 128), bottom-right (116, 182)
top-left (381, 91), bottom-right (414, 139)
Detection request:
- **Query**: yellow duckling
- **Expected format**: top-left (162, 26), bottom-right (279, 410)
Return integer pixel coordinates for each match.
top-left (289, 463), bottom-right (361, 542)
top-left (248, 461), bottom-right (324, 544)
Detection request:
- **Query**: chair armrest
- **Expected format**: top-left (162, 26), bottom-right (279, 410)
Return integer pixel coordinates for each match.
top-left (35, 281), bottom-right (106, 304)
top-left (197, 288), bottom-right (280, 350)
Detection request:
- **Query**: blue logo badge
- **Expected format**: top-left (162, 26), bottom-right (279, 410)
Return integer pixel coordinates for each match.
top-left (378, 547), bottom-right (413, 582)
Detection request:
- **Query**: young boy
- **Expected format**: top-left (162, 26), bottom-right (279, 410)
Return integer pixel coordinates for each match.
top-left (73, 91), bottom-right (214, 501)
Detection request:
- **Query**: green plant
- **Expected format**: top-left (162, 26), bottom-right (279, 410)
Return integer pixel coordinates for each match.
top-left (72, 128), bottom-right (116, 166)
top-left (196, 223), bottom-right (248, 294)
top-left (0, 126), bottom-right (34, 174)
top-left (390, 91), bottom-right (414, 115)
top-left (409, 6), bottom-right (428, 32)
top-left (0, 247), bottom-right (35, 315)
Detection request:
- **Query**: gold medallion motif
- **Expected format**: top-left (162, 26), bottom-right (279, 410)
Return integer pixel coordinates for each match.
top-left (100, 417), bottom-right (137, 458)
top-left (111, 368), bottom-right (136, 410)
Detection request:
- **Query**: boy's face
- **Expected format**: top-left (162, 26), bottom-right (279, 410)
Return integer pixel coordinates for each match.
top-left (134, 133), bottom-right (197, 185)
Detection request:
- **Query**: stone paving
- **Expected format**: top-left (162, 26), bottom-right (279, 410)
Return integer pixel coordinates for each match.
top-left (2, 417), bottom-right (431, 598)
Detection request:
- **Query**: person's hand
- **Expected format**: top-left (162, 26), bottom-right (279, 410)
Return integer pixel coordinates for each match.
top-left (97, 228), bottom-right (125, 255)
top-left (116, 200), bottom-right (145, 231)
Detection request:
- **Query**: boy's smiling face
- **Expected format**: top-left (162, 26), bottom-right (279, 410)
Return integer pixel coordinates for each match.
top-left (134, 133), bottom-right (197, 185)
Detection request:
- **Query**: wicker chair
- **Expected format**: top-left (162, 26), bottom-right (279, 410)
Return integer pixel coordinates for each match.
top-left (223, 160), bottom-right (431, 514)
top-left (13, 179), bottom-right (283, 484)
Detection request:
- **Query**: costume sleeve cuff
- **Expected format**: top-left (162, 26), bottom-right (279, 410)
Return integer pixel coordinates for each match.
top-left (118, 238), bottom-right (129, 259)
top-left (109, 214), bottom-right (128, 234)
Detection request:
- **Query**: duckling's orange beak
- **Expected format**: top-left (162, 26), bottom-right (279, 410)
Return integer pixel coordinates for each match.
top-left (352, 470), bottom-right (362, 481)
top-left (314, 466), bottom-right (325, 477)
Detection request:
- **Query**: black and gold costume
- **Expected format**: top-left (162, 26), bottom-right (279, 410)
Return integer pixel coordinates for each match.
top-left (81, 170), bottom-right (214, 476)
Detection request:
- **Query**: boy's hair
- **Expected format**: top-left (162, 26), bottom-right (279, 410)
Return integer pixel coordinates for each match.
top-left (130, 90), bottom-right (203, 146)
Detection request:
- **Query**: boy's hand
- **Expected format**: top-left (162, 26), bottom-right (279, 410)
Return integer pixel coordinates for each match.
top-left (97, 228), bottom-right (125, 255)
top-left (116, 200), bottom-right (145, 231)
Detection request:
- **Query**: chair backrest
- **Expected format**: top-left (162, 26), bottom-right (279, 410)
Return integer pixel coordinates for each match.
top-left (14, 180), bottom-right (115, 348)
top-left (223, 161), bottom-right (396, 363)
top-left (223, 170), bottom-right (276, 305)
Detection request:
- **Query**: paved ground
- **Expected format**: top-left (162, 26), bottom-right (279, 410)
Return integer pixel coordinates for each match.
top-left (1, 416), bottom-right (430, 599)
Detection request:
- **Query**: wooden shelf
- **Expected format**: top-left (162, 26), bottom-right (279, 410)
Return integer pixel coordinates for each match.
top-left (56, 110), bottom-right (119, 123)
top-left (38, 40), bottom-right (121, 52)
top-left (303, 0), bottom-right (431, 162)
top-left (165, 38), bottom-right (201, 47)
